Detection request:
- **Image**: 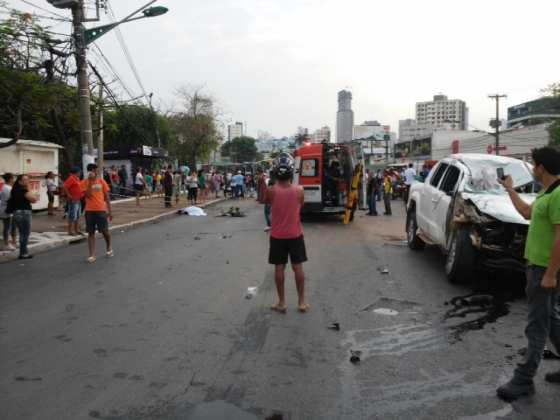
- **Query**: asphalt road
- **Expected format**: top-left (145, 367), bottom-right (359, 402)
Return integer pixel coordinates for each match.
top-left (1, 200), bottom-right (559, 420)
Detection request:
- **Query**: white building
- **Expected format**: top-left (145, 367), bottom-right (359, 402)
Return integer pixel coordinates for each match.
top-left (398, 119), bottom-right (433, 142)
top-left (430, 124), bottom-right (550, 160)
top-left (227, 122), bottom-right (244, 142)
top-left (312, 126), bottom-right (331, 143)
top-left (416, 94), bottom-right (469, 130)
top-left (336, 90), bottom-right (354, 143)
top-left (0, 138), bottom-right (63, 210)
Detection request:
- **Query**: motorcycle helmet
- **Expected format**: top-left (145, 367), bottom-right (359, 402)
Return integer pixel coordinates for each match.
top-left (273, 153), bottom-right (295, 179)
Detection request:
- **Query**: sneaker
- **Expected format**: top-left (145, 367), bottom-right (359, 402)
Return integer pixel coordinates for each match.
top-left (496, 377), bottom-right (535, 401)
top-left (545, 370), bottom-right (560, 383)
top-left (106, 249), bottom-right (114, 258)
top-left (3, 244), bottom-right (16, 251)
top-left (18, 255), bottom-right (33, 260)
top-left (87, 256), bottom-right (96, 263)
top-left (264, 227), bottom-right (271, 232)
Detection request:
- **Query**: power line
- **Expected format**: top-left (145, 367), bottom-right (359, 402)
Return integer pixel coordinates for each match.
top-left (90, 43), bottom-right (136, 100)
top-left (106, 0), bottom-right (149, 104)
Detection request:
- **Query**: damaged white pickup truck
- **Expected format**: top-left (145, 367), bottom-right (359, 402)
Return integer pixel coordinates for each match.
top-left (406, 153), bottom-right (537, 284)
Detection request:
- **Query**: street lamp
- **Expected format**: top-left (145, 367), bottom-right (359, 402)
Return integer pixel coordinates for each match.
top-left (84, 2), bottom-right (168, 45)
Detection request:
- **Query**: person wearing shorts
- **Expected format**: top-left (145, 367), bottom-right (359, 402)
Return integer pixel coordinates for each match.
top-left (266, 154), bottom-right (309, 314)
top-left (63, 167), bottom-right (83, 236)
top-left (81, 163), bottom-right (113, 263)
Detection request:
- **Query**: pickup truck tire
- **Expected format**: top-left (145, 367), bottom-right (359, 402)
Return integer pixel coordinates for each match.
top-left (445, 229), bottom-right (476, 284)
top-left (406, 209), bottom-right (425, 250)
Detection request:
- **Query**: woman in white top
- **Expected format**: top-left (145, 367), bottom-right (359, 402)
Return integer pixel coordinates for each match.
top-left (134, 168), bottom-right (145, 206)
top-left (45, 171), bottom-right (58, 215)
top-left (187, 171), bottom-right (199, 205)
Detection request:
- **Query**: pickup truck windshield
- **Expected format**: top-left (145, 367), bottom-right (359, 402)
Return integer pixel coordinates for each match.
top-left (461, 157), bottom-right (534, 193)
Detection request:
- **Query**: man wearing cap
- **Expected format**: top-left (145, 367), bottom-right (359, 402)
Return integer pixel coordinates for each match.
top-left (63, 167), bottom-right (84, 236)
top-left (81, 163), bottom-right (113, 263)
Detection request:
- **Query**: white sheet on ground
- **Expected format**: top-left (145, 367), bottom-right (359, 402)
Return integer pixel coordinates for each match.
top-left (179, 206), bottom-right (207, 216)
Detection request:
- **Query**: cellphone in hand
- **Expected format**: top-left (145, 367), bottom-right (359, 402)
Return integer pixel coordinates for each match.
top-left (496, 168), bottom-right (505, 180)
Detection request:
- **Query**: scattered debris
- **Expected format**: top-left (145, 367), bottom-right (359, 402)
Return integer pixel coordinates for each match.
top-left (193, 236), bottom-right (201, 241)
top-left (373, 308), bottom-right (399, 316)
top-left (350, 350), bottom-right (362, 364)
top-left (377, 266), bottom-right (390, 274)
top-left (217, 207), bottom-right (246, 218)
top-left (222, 234), bottom-right (232, 239)
top-left (266, 414), bottom-right (284, 420)
top-left (245, 287), bottom-right (258, 299)
top-left (178, 206), bottom-right (207, 216)
top-left (444, 293), bottom-right (510, 343)
top-left (328, 322), bottom-right (340, 331)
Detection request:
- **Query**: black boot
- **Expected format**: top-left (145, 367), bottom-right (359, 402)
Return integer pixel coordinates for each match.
top-left (545, 370), bottom-right (560, 383)
top-left (496, 376), bottom-right (535, 401)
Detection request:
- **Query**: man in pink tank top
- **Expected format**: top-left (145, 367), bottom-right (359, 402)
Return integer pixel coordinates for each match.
top-left (266, 154), bottom-right (309, 313)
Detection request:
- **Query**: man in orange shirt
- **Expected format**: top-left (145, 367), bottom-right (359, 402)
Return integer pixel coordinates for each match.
top-left (81, 163), bottom-right (113, 263)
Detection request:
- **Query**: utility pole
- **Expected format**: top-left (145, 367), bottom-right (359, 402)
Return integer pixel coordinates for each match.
top-left (148, 93), bottom-right (161, 148)
top-left (71, 1), bottom-right (94, 166)
top-left (488, 94), bottom-right (507, 155)
top-left (97, 80), bottom-right (104, 170)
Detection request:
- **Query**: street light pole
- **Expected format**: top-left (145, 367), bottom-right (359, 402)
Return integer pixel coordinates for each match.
top-left (71, 1), bottom-right (94, 165)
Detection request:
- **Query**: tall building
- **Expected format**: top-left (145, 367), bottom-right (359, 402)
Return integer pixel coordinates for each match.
top-left (312, 126), bottom-right (331, 143)
top-left (416, 94), bottom-right (468, 130)
top-left (336, 90), bottom-right (354, 143)
top-left (227, 122), bottom-right (244, 142)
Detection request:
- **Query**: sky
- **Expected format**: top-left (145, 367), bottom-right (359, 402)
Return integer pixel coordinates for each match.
top-left (6, 0), bottom-right (560, 139)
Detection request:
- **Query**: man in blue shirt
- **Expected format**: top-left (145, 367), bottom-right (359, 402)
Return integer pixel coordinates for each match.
top-left (232, 171), bottom-right (244, 199)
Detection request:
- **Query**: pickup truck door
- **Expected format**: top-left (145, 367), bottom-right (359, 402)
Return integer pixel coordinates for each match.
top-left (432, 164), bottom-right (462, 246)
top-left (418, 162), bottom-right (449, 240)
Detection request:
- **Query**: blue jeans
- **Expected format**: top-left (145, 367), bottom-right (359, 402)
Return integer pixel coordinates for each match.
top-left (369, 191), bottom-right (378, 215)
top-left (264, 204), bottom-right (271, 227)
top-left (2, 216), bottom-right (16, 243)
top-left (13, 210), bottom-right (32, 257)
top-left (515, 266), bottom-right (560, 380)
top-left (68, 201), bottom-right (81, 222)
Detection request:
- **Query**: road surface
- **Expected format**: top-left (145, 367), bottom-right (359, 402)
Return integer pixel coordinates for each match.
top-left (1, 200), bottom-right (558, 420)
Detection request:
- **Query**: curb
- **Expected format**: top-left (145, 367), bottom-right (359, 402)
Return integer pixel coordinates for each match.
top-left (0, 199), bottom-right (225, 264)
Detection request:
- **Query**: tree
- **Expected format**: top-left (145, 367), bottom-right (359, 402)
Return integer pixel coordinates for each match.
top-left (103, 104), bottom-right (173, 150)
top-left (542, 83), bottom-right (560, 146)
top-left (221, 136), bottom-right (258, 163)
top-left (169, 86), bottom-right (220, 168)
top-left (0, 4), bottom-right (76, 149)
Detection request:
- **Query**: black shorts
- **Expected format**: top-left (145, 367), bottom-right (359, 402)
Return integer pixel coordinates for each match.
top-left (85, 211), bottom-right (109, 234)
top-left (269, 235), bottom-right (307, 265)
top-left (47, 191), bottom-right (55, 204)
top-left (134, 184), bottom-right (144, 192)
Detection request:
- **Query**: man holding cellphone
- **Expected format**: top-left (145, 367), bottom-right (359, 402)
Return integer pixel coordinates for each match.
top-left (497, 147), bottom-right (560, 401)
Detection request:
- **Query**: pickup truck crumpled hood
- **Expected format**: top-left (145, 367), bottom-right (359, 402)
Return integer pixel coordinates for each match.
top-left (461, 192), bottom-right (536, 225)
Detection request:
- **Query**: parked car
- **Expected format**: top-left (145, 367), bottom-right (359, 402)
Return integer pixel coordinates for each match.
top-left (406, 153), bottom-right (536, 284)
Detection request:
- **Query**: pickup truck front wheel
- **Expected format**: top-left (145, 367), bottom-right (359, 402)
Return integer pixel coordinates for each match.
top-left (445, 229), bottom-right (476, 284)
top-left (406, 209), bottom-right (425, 250)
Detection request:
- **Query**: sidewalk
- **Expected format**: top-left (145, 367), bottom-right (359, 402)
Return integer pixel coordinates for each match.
top-left (0, 194), bottom-right (225, 263)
